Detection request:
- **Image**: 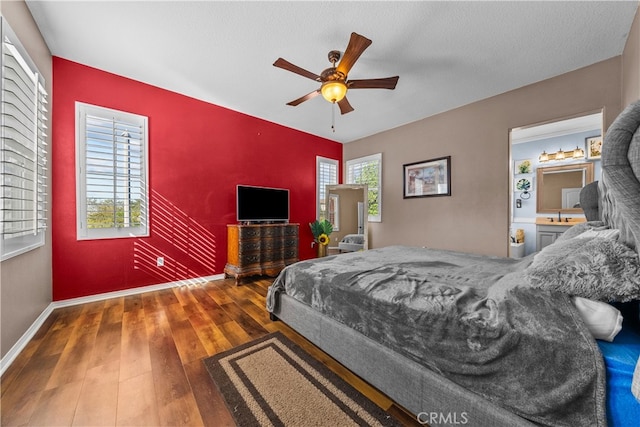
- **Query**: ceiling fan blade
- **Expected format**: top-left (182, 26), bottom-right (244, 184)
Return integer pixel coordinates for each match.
top-left (286, 89), bottom-right (321, 106)
top-left (336, 33), bottom-right (372, 77)
top-left (273, 58), bottom-right (321, 81)
top-left (337, 97), bottom-right (354, 115)
top-left (348, 76), bottom-right (399, 90)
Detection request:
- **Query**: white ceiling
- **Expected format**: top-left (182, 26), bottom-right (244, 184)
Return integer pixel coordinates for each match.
top-left (25, 1), bottom-right (638, 143)
top-left (511, 112), bottom-right (603, 144)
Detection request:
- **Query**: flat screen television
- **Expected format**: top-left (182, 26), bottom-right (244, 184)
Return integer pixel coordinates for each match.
top-left (236, 185), bottom-right (289, 223)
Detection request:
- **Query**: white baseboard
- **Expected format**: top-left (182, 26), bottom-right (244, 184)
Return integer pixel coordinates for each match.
top-left (0, 273), bottom-right (224, 377)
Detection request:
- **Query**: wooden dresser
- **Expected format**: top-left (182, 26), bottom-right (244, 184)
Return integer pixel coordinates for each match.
top-left (224, 223), bottom-right (299, 284)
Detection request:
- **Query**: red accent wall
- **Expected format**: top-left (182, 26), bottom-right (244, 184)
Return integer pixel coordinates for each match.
top-left (52, 58), bottom-right (342, 301)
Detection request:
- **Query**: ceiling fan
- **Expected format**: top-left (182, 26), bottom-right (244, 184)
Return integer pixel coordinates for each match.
top-left (273, 32), bottom-right (399, 115)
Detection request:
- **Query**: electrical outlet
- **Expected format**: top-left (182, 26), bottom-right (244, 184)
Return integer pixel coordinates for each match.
top-left (156, 257), bottom-right (164, 267)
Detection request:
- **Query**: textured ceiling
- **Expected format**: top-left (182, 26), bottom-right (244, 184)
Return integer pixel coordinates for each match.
top-left (26, 1), bottom-right (638, 143)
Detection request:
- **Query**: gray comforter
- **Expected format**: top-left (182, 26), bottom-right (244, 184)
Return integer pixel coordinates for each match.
top-left (266, 245), bottom-right (606, 427)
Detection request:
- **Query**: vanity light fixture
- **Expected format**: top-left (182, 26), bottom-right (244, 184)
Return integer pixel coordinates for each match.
top-left (538, 151), bottom-right (549, 162)
top-left (538, 146), bottom-right (585, 163)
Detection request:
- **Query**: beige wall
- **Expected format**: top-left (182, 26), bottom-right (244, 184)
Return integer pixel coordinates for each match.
top-left (623, 4), bottom-right (640, 105)
top-left (344, 57), bottom-right (623, 257)
top-left (1, 1), bottom-right (53, 359)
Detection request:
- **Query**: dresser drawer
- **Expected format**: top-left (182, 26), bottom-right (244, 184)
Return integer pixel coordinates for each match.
top-left (225, 223), bottom-right (299, 284)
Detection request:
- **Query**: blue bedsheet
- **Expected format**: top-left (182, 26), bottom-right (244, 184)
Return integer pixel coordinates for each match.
top-left (597, 325), bottom-right (640, 427)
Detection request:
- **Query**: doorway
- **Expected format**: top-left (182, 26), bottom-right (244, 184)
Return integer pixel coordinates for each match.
top-left (509, 111), bottom-right (603, 256)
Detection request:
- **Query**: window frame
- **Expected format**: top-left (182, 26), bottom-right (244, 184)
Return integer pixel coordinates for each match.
top-left (316, 156), bottom-right (339, 221)
top-left (75, 102), bottom-right (149, 240)
top-left (346, 153), bottom-right (382, 222)
top-left (0, 17), bottom-right (49, 261)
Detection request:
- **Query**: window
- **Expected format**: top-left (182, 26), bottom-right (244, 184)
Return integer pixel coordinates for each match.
top-left (1, 18), bottom-right (49, 261)
top-left (76, 103), bottom-right (149, 240)
top-left (346, 153), bottom-right (382, 222)
top-left (316, 156), bottom-right (338, 220)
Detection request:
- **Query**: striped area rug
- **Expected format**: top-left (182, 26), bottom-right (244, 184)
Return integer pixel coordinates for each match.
top-left (203, 332), bottom-right (401, 426)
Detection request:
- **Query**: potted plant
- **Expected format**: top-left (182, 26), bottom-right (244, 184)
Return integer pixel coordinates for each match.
top-left (309, 219), bottom-right (333, 257)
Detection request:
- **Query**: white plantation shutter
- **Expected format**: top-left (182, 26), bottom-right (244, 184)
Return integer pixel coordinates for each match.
top-left (1, 18), bottom-right (49, 260)
top-left (316, 156), bottom-right (338, 220)
top-left (76, 103), bottom-right (149, 240)
top-left (346, 153), bottom-right (382, 222)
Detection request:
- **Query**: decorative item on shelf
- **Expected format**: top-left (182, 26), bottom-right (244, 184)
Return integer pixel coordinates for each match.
top-left (514, 175), bottom-right (533, 192)
top-left (586, 135), bottom-right (602, 159)
top-left (515, 159), bottom-right (532, 174)
top-left (538, 146), bottom-right (585, 163)
top-left (514, 173), bottom-right (533, 199)
top-left (509, 229), bottom-right (526, 258)
top-left (310, 219), bottom-right (333, 257)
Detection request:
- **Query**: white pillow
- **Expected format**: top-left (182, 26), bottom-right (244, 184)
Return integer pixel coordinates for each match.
top-left (572, 296), bottom-right (623, 342)
top-left (573, 228), bottom-right (620, 240)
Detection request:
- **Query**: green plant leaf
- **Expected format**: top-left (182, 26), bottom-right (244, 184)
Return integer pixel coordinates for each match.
top-left (321, 219), bottom-right (333, 235)
top-left (310, 219), bottom-right (332, 238)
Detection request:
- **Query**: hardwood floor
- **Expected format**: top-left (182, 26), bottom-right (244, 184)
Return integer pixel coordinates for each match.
top-left (1, 277), bottom-right (419, 426)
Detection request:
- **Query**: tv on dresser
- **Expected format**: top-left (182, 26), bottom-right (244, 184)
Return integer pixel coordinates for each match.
top-left (226, 185), bottom-right (298, 284)
top-left (236, 185), bottom-right (289, 224)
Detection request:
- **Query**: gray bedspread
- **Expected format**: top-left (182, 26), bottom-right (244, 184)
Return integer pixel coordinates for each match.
top-left (266, 245), bottom-right (606, 427)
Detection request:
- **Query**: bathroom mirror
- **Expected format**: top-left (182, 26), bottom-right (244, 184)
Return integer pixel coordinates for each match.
top-left (324, 184), bottom-right (368, 251)
top-left (536, 163), bottom-right (594, 213)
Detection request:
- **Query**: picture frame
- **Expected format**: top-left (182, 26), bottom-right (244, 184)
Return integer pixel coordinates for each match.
top-left (586, 135), bottom-right (602, 159)
top-left (514, 159), bottom-right (532, 174)
top-left (514, 174), bottom-right (534, 192)
top-left (403, 156), bottom-right (451, 198)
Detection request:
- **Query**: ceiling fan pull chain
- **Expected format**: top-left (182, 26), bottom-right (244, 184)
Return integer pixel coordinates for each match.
top-left (331, 103), bottom-right (336, 133)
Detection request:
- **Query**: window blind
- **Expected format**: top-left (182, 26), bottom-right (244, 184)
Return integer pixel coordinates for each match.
top-left (346, 153), bottom-right (381, 222)
top-left (1, 18), bottom-right (48, 260)
top-left (317, 157), bottom-right (338, 220)
top-left (76, 103), bottom-right (148, 239)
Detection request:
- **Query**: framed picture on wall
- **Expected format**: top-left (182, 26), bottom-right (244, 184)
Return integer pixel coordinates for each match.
top-left (514, 175), bottom-right (534, 192)
top-left (586, 135), bottom-right (602, 159)
top-left (403, 156), bottom-right (451, 198)
top-left (514, 159), bottom-right (532, 174)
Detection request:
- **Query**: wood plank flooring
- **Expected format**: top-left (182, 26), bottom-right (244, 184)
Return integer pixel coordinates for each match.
top-left (1, 277), bottom-right (419, 426)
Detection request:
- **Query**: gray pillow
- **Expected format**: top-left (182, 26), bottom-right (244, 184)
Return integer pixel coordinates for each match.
top-left (341, 234), bottom-right (364, 244)
top-left (524, 237), bottom-right (640, 302)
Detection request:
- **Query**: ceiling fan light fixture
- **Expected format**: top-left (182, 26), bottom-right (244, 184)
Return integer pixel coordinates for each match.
top-left (321, 81), bottom-right (347, 103)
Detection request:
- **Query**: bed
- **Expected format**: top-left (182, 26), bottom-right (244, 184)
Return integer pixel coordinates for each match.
top-left (267, 100), bottom-right (640, 427)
